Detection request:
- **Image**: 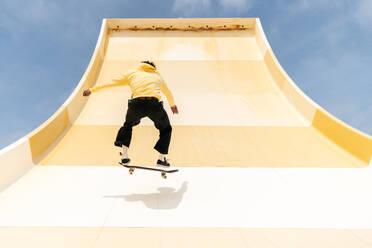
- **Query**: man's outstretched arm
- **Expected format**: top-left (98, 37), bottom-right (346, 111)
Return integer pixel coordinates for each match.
top-left (83, 73), bottom-right (129, 96)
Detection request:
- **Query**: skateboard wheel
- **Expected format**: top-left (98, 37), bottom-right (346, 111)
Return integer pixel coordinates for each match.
top-left (161, 172), bottom-right (167, 179)
top-left (129, 168), bottom-right (134, 175)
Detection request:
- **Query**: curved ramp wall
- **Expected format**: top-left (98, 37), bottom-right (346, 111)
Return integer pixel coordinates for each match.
top-left (255, 19), bottom-right (372, 165)
top-left (1, 18), bottom-right (372, 190)
top-left (0, 20), bottom-right (108, 190)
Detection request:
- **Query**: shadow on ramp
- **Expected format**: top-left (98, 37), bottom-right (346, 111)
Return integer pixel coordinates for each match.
top-left (104, 182), bottom-right (188, 210)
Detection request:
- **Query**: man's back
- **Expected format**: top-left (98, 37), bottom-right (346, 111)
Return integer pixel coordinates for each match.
top-left (90, 62), bottom-right (175, 107)
top-left (123, 63), bottom-right (163, 100)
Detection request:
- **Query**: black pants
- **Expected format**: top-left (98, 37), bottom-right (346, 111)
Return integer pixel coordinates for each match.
top-left (114, 97), bottom-right (172, 154)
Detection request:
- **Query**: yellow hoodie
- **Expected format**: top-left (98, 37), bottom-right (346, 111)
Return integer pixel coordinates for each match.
top-left (90, 63), bottom-right (175, 107)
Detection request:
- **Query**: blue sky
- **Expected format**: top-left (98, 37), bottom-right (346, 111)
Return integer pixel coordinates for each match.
top-left (0, 0), bottom-right (371, 149)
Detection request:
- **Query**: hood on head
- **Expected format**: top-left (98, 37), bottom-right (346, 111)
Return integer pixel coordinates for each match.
top-left (138, 62), bottom-right (156, 72)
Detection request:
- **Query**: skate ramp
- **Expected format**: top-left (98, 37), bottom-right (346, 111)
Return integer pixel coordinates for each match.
top-left (1, 18), bottom-right (370, 169)
top-left (1, 18), bottom-right (372, 248)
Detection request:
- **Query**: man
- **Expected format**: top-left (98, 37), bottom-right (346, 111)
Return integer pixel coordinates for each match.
top-left (83, 61), bottom-right (178, 167)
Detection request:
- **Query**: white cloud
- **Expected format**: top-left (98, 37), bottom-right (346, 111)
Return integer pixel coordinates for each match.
top-left (285, 0), bottom-right (342, 13)
top-left (172, 0), bottom-right (254, 16)
top-left (172, 0), bottom-right (212, 16)
top-left (280, 0), bottom-right (371, 32)
top-left (219, 0), bottom-right (253, 11)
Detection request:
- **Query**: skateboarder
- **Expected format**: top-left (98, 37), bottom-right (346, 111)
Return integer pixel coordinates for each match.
top-left (83, 61), bottom-right (178, 167)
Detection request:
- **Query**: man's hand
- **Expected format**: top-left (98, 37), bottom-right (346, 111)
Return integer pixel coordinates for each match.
top-left (171, 105), bottom-right (179, 114)
top-left (83, 89), bottom-right (91, 96)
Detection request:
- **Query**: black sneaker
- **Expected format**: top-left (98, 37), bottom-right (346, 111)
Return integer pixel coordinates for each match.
top-left (156, 158), bottom-right (170, 168)
top-left (121, 158), bottom-right (130, 164)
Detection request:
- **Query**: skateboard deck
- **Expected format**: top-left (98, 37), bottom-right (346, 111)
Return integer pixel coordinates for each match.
top-left (118, 162), bottom-right (179, 179)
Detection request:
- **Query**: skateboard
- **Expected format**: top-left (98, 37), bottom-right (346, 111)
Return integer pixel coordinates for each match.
top-left (118, 162), bottom-right (179, 179)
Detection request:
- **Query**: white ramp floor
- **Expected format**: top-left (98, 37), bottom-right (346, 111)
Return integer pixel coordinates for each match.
top-left (1, 166), bottom-right (372, 228)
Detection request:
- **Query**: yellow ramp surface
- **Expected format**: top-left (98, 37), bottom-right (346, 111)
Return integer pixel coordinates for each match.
top-left (23, 18), bottom-right (372, 167)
